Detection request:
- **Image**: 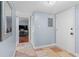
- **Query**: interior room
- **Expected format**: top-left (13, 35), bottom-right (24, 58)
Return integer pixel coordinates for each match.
top-left (0, 1), bottom-right (79, 57)
top-left (19, 17), bottom-right (29, 43)
top-left (15, 1), bottom-right (79, 57)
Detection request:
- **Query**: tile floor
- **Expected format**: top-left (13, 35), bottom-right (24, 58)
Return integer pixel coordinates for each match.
top-left (15, 43), bottom-right (75, 57)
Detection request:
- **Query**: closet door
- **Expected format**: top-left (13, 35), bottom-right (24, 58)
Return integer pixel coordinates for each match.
top-left (56, 7), bottom-right (75, 53)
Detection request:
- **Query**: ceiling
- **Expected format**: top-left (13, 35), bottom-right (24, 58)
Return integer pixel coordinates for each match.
top-left (15, 1), bottom-right (79, 16)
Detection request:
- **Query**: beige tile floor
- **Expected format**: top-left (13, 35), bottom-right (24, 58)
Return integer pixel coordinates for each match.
top-left (15, 43), bottom-right (75, 57)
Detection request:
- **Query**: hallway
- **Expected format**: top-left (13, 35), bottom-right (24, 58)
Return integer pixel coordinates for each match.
top-left (0, 1), bottom-right (79, 57)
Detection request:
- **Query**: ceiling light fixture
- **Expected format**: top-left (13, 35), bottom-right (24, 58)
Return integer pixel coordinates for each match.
top-left (48, 1), bottom-right (56, 6)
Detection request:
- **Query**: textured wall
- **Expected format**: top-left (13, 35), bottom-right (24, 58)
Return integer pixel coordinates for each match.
top-left (31, 12), bottom-right (55, 48)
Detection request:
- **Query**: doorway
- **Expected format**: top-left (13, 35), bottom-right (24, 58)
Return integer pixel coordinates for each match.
top-left (19, 17), bottom-right (30, 43)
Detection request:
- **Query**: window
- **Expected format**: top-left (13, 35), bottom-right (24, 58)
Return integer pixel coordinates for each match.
top-left (48, 18), bottom-right (53, 27)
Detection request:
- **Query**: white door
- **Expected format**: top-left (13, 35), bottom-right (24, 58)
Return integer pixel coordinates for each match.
top-left (56, 7), bottom-right (75, 53)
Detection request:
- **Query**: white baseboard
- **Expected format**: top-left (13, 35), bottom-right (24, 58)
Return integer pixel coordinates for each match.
top-left (56, 44), bottom-right (77, 57)
top-left (31, 42), bottom-right (77, 57)
top-left (67, 51), bottom-right (77, 57)
top-left (75, 53), bottom-right (79, 57)
top-left (13, 48), bottom-right (16, 57)
top-left (33, 43), bottom-right (56, 49)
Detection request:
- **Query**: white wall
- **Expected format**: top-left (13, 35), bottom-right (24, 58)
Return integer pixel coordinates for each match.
top-left (31, 12), bottom-right (55, 48)
top-left (56, 7), bottom-right (75, 53)
top-left (16, 11), bottom-right (31, 18)
top-left (16, 11), bottom-right (29, 26)
top-left (0, 2), bottom-right (16, 57)
top-left (19, 17), bottom-right (28, 25)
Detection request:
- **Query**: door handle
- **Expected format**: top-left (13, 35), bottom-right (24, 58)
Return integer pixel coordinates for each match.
top-left (70, 32), bottom-right (74, 35)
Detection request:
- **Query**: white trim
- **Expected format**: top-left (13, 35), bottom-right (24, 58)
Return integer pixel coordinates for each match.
top-left (29, 16), bottom-right (31, 43)
top-left (56, 44), bottom-right (77, 57)
top-left (16, 17), bottom-right (19, 46)
top-left (67, 50), bottom-right (77, 57)
top-left (75, 53), bottom-right (79, 57)
top-left (33, 43), bottom-right (56, 49)
top-left (29, 16), bottom-right (35, 49)
top-left (13, 48), bottom-right (16, 57)
top-left (30, 34), bottom-right (35, 48)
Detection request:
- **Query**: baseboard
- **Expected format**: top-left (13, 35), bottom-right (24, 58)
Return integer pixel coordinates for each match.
top-left (31, 42), bottom-right (77, 57)
top-left (12, 47), bottom-right (16, 57)
top-left (56, 44), bottom-right (77, 57)
top-left (67, 51), bottom-right (77, 57)
top-left (75, 53), bottom-right (79, 57)
top-left (33, 43), bottom-right (56, 49)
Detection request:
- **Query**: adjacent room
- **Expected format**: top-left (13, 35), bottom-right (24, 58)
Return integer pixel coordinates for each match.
top-left (19, 17), bottom-right (29, 43)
